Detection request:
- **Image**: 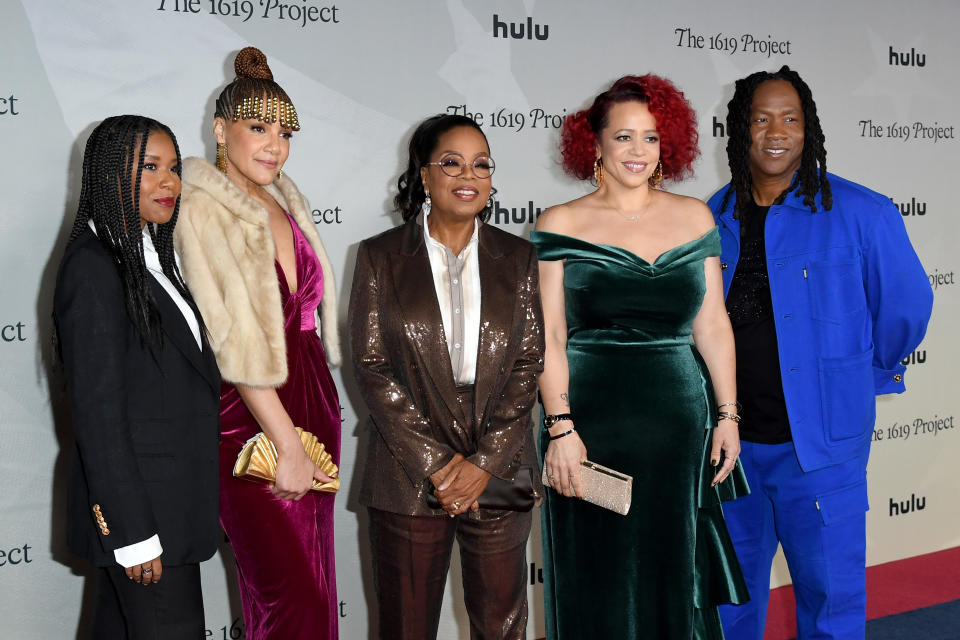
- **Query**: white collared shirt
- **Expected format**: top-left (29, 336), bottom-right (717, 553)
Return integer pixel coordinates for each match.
top-left (423, 214), bottom-right (482, 385)
top-left (141, 226), bottom-right (202, 349)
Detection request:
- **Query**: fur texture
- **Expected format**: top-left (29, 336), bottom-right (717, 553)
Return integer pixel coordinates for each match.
top-left (176, 157), bottom-right (341, 387)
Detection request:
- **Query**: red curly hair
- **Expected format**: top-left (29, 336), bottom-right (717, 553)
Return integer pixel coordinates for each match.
top-left (560, 74), bottom-right (700, 183)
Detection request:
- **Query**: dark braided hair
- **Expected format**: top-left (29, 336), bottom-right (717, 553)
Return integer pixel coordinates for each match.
top-left (214, 46), bottom-right (295, 121)
top-left (721, 65), bottom-right (831, 218)
top-left (68, 114), bottom-right (197, 347)
top-left (395, 114), bottom-right (496, 223)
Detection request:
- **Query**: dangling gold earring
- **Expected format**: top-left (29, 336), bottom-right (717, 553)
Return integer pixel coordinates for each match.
top-left (649, 160), bottom-right (663, 189)
top-left (594, 158), bottom-right (604, 188)
top-left (216, 143), bottom-right (228, 173)
top-left (277, 169), bottom-right (283, 180)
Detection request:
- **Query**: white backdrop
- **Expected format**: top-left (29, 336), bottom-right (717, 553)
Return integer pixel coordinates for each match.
top-left (1, 1), bottom-right (957, 637)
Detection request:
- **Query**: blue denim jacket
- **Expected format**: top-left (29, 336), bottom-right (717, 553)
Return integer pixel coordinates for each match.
top-left (708, 173), bottom-right (933, 471)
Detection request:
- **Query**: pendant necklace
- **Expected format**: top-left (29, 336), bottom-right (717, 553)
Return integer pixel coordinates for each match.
top-left (610, 200), bottom-right (651, 222)
top-left (605, 184), bottom-right (654, 222)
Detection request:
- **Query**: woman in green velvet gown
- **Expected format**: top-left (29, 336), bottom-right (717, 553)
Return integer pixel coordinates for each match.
top-left (533, 75), bottom-right (749, 639)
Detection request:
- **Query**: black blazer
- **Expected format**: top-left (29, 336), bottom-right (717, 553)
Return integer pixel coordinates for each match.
top-left (54, 228), bottom-right (221, 567)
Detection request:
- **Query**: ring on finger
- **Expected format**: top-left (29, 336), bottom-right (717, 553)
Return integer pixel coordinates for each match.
top-left (142, 568), bottom-right (153, 574)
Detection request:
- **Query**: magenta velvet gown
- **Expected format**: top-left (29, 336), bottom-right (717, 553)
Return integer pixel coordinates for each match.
top-left (218, 213), bottom-right (341, 640)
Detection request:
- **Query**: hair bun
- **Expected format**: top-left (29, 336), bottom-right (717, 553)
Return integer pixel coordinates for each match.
top-left (234, 47), bottom-right (274, 81)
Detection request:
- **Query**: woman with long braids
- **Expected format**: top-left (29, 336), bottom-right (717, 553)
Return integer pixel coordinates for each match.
top-left (175, 47), bottom-right (341, 639)
top-left (532, 75), bottom-right (749, 638)
top-left (54, 115), bottom-right (221, 638)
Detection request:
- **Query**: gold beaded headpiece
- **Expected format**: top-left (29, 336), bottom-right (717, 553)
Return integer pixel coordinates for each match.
top-left (233, 96), bottom-right (301, 130)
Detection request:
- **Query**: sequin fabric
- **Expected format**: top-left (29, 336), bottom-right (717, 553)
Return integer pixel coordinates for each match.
top-left (348, 220), bottom-right (545, 517)
top-left (726, 203), bottom-right (774, 326)
top-left (724, 202), bottom-right (793, 444)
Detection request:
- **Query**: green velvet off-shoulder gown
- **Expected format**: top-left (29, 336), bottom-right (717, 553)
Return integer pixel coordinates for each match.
top-left (532, 227), bottom-right (750, 640)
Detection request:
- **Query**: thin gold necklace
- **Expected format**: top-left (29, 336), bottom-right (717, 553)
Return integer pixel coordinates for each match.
top-left (608, 199), bottom-right (652, 222)
top-left (613, 210), bottom-right (643, 222)
top-left (600, 184), bottom-right (654, 221)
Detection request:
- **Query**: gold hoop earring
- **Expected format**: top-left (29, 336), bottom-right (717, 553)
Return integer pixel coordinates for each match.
top-left (649, 160), bottom-right (663, 190)
top-left (594, 158), bottom-right (604, 189)
top-left (216, 143), bottom-right (228, 174)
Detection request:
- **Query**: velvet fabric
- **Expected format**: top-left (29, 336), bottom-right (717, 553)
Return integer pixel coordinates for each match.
top-left (219, 213), bottom-right (341, 640)
top-left (531, 228), bottom-right (749, 640)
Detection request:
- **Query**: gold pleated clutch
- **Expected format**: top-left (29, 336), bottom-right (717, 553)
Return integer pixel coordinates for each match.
top-left (233, 427), bottom-right (340, 493)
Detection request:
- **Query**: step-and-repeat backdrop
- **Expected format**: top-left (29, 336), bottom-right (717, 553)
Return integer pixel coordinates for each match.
top-left (1, 1), bottom-right (957, 637)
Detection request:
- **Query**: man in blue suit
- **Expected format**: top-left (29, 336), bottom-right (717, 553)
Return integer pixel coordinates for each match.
top-left (709, 66), bottom-right (933, 639)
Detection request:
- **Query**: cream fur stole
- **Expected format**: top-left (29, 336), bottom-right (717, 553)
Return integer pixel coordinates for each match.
top-left (176, 156), bottom-right (341, 387)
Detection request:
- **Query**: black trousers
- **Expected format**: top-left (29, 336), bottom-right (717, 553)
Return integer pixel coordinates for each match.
top-left (368, 506), bottom-right (532, 640)
top-left (90, 563), bottom-right (204, 639)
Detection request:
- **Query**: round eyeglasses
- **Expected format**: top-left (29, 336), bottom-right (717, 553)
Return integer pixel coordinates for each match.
top-left (425, 153), bottom-right (496, 179)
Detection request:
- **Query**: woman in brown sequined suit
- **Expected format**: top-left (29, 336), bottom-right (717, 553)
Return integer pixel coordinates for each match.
top-left (348, 114), bottom-right (545, 640)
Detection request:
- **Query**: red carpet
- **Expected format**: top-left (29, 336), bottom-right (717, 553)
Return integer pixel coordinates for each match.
top-left (763, 546), bottom-right (960, 640)
top-left (532, 547), bottom-right (960, 640)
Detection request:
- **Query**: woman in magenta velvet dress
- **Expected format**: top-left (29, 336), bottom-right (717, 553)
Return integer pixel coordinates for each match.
top-left (176, 47), bottom-right (342, 640)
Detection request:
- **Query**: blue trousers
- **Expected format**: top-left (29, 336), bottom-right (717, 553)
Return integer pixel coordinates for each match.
top-left (719, 441), bottom-right (869, 640)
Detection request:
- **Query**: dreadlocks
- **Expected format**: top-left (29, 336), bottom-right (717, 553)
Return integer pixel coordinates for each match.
top-left (68, 114), bottom-right (197, 347)
top-left (721, 65), bottom-right (832, 218)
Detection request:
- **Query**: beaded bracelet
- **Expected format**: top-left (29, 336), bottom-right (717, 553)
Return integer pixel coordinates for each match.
top-left (543, 413), bottom-right (574, 428)
top-left (549, 428), bottom-right (576, 441)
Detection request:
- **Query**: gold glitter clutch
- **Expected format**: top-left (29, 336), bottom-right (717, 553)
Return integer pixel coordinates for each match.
top-left (542, 460), bottom-right (632, 515)
top-left (233, 427), bottom-right (340, 493)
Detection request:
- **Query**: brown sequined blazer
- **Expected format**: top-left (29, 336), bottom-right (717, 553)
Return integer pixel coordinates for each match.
top-left (349, 220), bottom-right (545, 516)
